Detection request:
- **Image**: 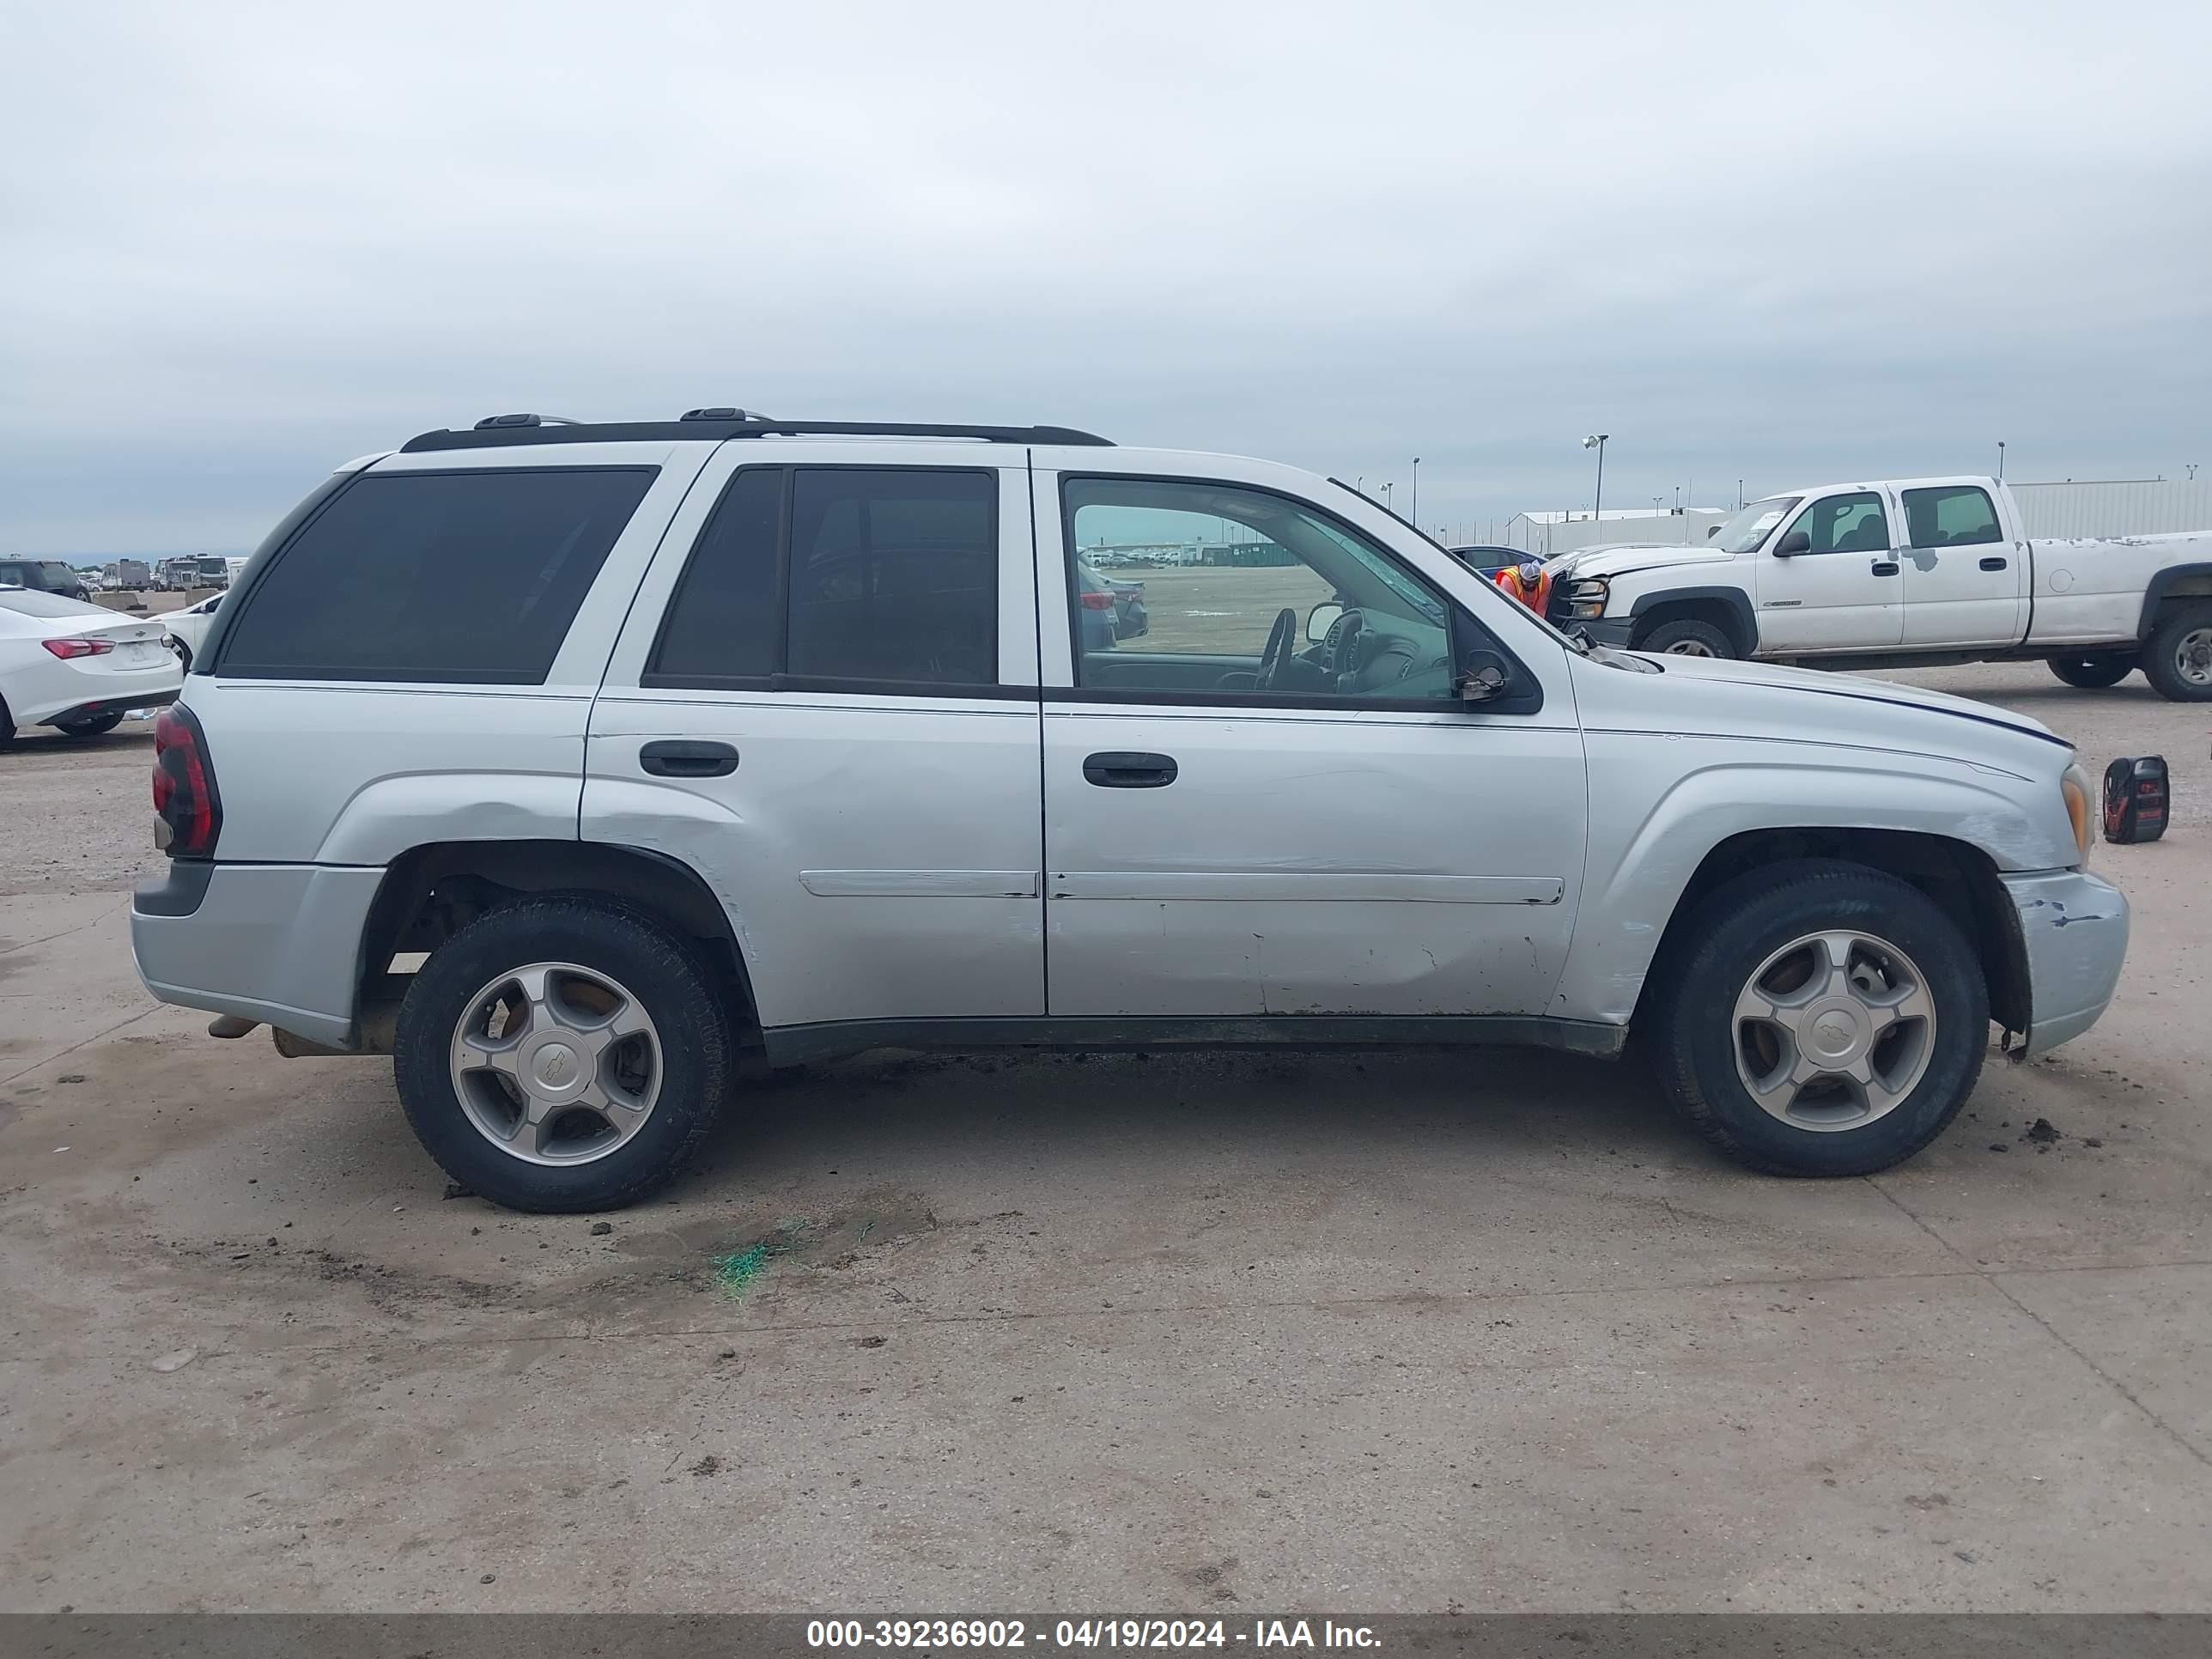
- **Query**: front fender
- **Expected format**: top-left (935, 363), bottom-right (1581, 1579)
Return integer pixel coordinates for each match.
top-left (1554, 749), bottom-right (2069, 1025)
top-left (1613, 580), bottom-right (1759, 653)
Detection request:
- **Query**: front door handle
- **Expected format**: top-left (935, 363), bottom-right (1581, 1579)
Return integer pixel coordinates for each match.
top-left (1979, 556), bottom-right (2008, 571)
top-left (1871, 561), bottom-right (1900, 577)
top-left (1083, 750), bottom-right (1178, 788)
top-left (640, 739), bottom-right (738, 778)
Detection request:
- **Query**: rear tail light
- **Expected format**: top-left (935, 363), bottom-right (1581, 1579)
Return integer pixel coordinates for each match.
top-left (152, 704), bottom-right (222, 858)
top-left (1079, 591), bottom-right (1115, 611)
top-left (42, 636), bottom-right (115, 659)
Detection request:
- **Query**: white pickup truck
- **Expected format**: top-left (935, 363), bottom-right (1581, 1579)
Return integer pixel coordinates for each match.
top-left (1547, 475), bottom-right (2212, 700)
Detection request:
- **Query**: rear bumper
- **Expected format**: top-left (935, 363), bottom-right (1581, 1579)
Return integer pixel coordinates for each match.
top-left (43, 689), bottom-right (179, 727)
top-left (130, 861), bottom-right (386, 1049)
top-left (2002, 868), bottom-right (2130, 1060)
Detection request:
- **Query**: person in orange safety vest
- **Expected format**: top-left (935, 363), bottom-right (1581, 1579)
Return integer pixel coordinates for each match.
top-left (1493, 557), bottom-right (1553, 615)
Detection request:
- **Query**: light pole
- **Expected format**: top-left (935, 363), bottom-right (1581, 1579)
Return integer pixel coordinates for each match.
top-left (1996, 441), bottom-right (2006, 481)
top-left (1381, 483), bottom-right (1395, 511)
top-left (1410, 457), bottom-right (1420, 528)
top-left (1583, 434), bottom-right (1609, 526)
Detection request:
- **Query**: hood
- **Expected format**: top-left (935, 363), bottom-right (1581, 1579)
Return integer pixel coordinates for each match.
top-left (1593, 647), bottom-right (2063, 750)
top-left (1547, 542), bottom-right (1735, 580)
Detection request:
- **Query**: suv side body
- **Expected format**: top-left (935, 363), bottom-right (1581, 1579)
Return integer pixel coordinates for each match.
top-left (131, 421), bottom-right (2129, 1211)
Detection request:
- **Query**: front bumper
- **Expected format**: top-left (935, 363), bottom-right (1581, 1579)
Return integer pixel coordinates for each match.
top-left (2002, 868), bottom-right (2130, 1060)
top-left (131, 860), bottom-right (386, 1049)
top-left (1558, 614), bottom-right (1637, 647)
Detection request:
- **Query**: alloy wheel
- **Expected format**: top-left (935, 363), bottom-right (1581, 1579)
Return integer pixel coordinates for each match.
top-left (447, 962), bottom-right (662, 1164)
top-left (1731, 930), bottom-right (1936, 1130)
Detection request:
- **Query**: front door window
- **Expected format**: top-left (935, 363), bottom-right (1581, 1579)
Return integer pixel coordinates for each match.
top-left (1060, 477), bottom-right (1456, 704)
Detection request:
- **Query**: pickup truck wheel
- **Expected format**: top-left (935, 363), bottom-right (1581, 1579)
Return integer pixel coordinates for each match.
top-left (1636, 618), bottom-right (1735, 659)
top-left (393, 896), bottom-right (735, 1213)
top-left (2142, 603), bottom-right (2212, 702)
top-left (2047, 653), bottom-right (2136, 690)
top-left (1652, 860), bottom-right (1987, 1177)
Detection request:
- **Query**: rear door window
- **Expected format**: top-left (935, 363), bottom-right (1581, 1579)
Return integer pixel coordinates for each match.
top-left (646, 466), bottom-right (999, 690)
top-left (216, 467), bottom-right (656, 683)
top-left (1902, 485), bottom-right (2002, 548)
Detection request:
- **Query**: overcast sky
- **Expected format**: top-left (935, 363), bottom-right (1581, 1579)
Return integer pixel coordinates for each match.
top-left (4, 0), bottom-right (2209, 555)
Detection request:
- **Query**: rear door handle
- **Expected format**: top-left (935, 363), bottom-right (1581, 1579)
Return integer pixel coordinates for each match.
top-left (1083, 750), bottom-right (1177, 788)
top-left (1979, 556), bottom-right (2008, 571)
top-left (640, 739), bottom-right (738, 778)
top-left (1871, 561), bottom-right (1900, 577)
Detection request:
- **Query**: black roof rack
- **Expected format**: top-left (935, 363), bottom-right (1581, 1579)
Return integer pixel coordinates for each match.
top-left (400, 414), bottom-right (1114, 453)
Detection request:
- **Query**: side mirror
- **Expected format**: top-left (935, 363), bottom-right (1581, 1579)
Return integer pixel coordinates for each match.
top-left (1305, 601), bottom-right (1344, 643)
top-left (1456, 648), bottom-right (1512, 704)
top-left (1773, 529), bottom-right (1811, 556)
top-left (1706, 525), bottom-right (1722, 539)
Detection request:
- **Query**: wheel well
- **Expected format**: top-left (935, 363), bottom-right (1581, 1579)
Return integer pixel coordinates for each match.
top-left (1632, 599), bottom-right (1748, 654)
top-left (1633, 828), bottom-right (2028, 1037)
top-left (356, 840), bottom-right (761, 1047)
top-left (2148, 579), bottom-right (2212, 632)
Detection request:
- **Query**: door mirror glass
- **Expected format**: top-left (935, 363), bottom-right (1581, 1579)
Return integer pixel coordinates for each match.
top-left (1304, 601), bottom-right (1344, 643)
top-left (1773, 530), bottom-right (1812, 556)
top-left (1456, 648), bottom-right (1512, 703)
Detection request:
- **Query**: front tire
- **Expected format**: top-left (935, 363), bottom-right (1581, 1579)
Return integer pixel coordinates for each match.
top-left (2047, 653), bottom-right (2136, 690)
top-left (2142, 603), bottom-right (2212, 702)
top-left (1651, 860), bottom-right (1988, 1176)
top-left (1637, 617), bottom-right (1735, 659)
top-left (393, 896), bottom-right (736, 1212)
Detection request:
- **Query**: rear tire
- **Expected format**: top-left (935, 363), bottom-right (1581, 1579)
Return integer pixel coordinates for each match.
top-left (1637, 617), bottom-right (1735, 659)
top-left (1650, 860), bottom-right (1988, 1176)
top-left (55, 712), bottom-right (127, 738)
top-left (393, 896), bottom-right (737, 1212)
top-left (2047, 653), bottom-right (2136, 690)
top-left (0, 696), bottom-right (15, 750)
top-left (2142, 602), bottom-right (2212, 702)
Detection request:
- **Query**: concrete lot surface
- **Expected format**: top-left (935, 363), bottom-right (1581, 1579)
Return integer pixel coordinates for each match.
top-left (1, 665), bottom-right (2207, 1612)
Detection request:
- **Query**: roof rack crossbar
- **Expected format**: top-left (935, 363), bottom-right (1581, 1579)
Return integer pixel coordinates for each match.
top-left (403, 417), bottom-right (1113, 453)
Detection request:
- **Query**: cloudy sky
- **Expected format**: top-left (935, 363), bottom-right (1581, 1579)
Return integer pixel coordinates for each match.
top-left (4, 0), bottom-right (2209, 555)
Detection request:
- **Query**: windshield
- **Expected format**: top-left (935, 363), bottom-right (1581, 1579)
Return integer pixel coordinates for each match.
top-left (1708, 496), bottom-right (1800, 555)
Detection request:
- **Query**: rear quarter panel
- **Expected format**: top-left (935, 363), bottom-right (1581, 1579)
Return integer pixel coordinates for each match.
top-left (2029, 530), bottom-right (2212, 643)
top-left (187, 442), bottom-right (710, 865)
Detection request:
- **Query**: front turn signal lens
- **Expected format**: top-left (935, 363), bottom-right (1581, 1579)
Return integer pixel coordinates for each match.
top-left (2060, 762), bottom-right (2094, 866)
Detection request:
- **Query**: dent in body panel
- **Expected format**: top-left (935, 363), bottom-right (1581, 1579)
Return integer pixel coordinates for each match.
top-left (2003, 870), bottom-right (2130, 1059)
top-left (1555, 737), bottom-right (2070, 1025)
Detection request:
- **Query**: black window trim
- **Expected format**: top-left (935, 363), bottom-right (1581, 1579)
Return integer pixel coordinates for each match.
top-left (640, 461), bottom-right (1006, 697)
top-left (1777, 489), bottom-right (1892, 558)
top-left (1054, 471), bottom-right (1542, 717)
top-left (208, 463), bottom-right (660, 684)
top-left (1900, 483), bottom-right (2003, 550)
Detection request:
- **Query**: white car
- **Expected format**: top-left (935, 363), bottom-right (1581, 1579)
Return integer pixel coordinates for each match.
top-left (0, 587), bottom-right (184, 746)
top-left (130, 411), bottom-right (2127, 1212)
top-left (1546, 475), bottom-right (2212, 698)
top-left (155, 592), bottom-right (225, 671)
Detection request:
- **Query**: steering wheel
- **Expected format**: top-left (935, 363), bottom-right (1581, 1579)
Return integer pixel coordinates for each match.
top-left (1253, 608), bottom-right (1298, 692)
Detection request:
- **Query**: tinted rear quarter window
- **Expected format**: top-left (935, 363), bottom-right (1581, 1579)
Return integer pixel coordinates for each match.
top-left (217, 467), bottom-right (655, 682)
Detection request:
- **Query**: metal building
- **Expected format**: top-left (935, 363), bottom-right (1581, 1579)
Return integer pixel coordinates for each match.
top-left (2007, 478), bottom-right (2212, 539)
top-left (1505, 507), bottom-right (1731, 555)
